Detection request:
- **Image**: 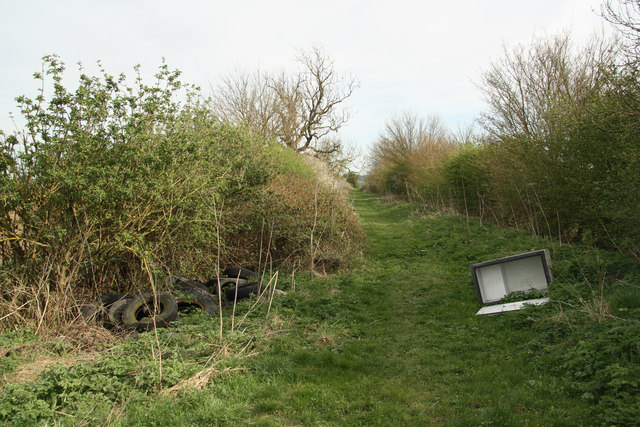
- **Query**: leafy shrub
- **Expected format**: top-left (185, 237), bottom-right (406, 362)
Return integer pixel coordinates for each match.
top-left (365, 113), bottom-right (456, 205)
top-left (441, 144), bottom-right (490, 217)
top-left (344, 171), bottom-right (359, 187)
top-left (556, 322), bottom-right (640, 425)
top-left (365, 34), bottom-right (640, 259)
top-left (0, 56), bottom-right (363, 332)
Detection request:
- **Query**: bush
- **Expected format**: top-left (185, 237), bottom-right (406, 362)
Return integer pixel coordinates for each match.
top-left (556, 322), bottom-right (640, 425)
top-left (344, 171), bottom-right (359, 187)
top-left (0, 56), bottom-right (363, 332)
top-left (441, 144), bottom-right (490, 217)
top-left (365, 112), bottom-right (456, 203)
top-left (366, 34), bottom-right (640, 259)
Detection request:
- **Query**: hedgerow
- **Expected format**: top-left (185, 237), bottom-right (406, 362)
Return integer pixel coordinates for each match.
top-left (365, 34), bottom-right (640, 258)
top-left (0, 55), bottom-right (362, 332)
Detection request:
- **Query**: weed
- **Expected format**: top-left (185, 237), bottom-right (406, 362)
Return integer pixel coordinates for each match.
top-left (1, 190), bottom-right (639, 425)
top-left (0, 57), bottom-right (363, 333)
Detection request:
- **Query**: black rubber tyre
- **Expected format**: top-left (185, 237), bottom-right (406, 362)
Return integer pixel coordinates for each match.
top-left (223, 267), bottom-right (259, 281)
top-left (100, 293), bottom-right (126, 308)
top-left (172, 273), bottom-right (209, 292)
top-left (204, 277), bottom-right (248, 294)
top-left (106, 297), bottom-right (132, 327)
top-left (79, 302), bottom-right (103, 321)
top-left (121, 293), bottom-right (178, 331)
top-left (223, 282), bottom-right (263, 301)
top-left (175, 284), bottom-right (218, 316)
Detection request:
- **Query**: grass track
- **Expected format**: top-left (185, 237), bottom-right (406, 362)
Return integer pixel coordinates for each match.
top-left (2, 189), bottom-right (601, 426)
top-left (190, 190), bottom-right (588, 426)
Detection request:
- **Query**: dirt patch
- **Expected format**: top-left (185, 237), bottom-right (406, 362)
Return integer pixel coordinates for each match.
top-left (1, 324), bottom-right (124, 387)
top-left (3, 355), bottom-right (77, 385)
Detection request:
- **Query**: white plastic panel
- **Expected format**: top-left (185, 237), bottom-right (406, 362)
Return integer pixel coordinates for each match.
top-left (476, 263), bottom-right (506, 303)
top-left (476, 298), bottom-right (549, 315)
top-left (471, 250), bottom-right (552, 304)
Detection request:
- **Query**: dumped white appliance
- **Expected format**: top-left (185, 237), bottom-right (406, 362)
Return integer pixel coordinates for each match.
top-left (470, 249), bottom-right (552, 315)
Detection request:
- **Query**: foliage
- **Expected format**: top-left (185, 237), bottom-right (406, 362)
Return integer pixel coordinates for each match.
top-left (477, 33), bottom-right (616, 142)
top-left (344, 170), bottom-right (359, 187)
top-left (440, 144), bottom-right (490, 217)
top-left (2, 191), bottom-right (639, 425)
top-left (555, 322), bottom-right (640, 425)
top-left (211, 46), bottom-right (358, 155)
top-left (365, 31), bottom-right (640, 258)
top-left (0, 56), bottom-right (363, 331)
top-left (365, 112), bottom-right (457, 205)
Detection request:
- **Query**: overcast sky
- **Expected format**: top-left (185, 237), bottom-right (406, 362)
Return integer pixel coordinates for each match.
top-left (1, 0), bottom-right (609, 160)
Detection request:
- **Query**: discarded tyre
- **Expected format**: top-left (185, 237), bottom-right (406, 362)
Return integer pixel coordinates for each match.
top-left (79, 302), bottom-right (103, 321)
top-left (106, 297), bottom-right (132, 327)
top-left (80, 294), bottom-right (125, 323)
top-left (223, 281), bottom-right (263, 301)
top-left (175, 283), bottom-right (218, 316)
top-left (172, 272), bottom-right (209, 292)
top-left (121, 293), bottom-right (178, 330)
top-left (205, 277), bottom-right (248, 294)
top-left (99, 293), bottom-right (126, 307)
top-left (223, 267), bottom-right (259, 281)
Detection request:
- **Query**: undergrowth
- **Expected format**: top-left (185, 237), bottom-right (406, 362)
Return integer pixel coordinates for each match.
top-left (0, 56), bottom-right (363, 333)
top-left (1, 190), bottom-right (639, 425)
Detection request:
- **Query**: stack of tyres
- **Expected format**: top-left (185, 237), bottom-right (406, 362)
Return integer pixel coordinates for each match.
top-left (80, 293), bottom-right (178, 331)
top-left (78, 267), bottom-right (263, 330)
top-left (120, 293), bottom-right (178, 331)
top-left (206, 267), bottom-right (264, 302)
top-left (172, 275), bottom-right (218, 316)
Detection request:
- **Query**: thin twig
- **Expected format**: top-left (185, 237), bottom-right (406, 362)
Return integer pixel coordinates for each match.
top-left (143, 256), bottom-right (162, 390)
top-left (265, 271), bottom-right (279, 322)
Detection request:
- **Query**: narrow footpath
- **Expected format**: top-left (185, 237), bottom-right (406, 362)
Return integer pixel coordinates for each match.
top-left (237, 190), bottom-right (586, 425)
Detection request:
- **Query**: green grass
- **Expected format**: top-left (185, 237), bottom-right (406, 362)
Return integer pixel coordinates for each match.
top-left (2, 189), bottom-right (639, 425)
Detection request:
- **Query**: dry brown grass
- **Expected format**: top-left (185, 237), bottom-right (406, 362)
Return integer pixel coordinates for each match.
top-left (315, 333), bottom-right (336, 346)
top-left (0, 321), bottom-right (123, 388)
top-left (161, 365), bottom-right (245, 395)
top-left (3, 355), bottom-right (77, 386)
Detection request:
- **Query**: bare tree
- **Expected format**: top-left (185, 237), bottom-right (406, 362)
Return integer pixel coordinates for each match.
top-left (370, 111), bottom-right (451, 165)
top-left (211, 69), bottom-right (277, 137)
top-left (310, 136), bottom-right (359, 175)
top-left (211, 47), bottom-right (358, 154)
top-left (477, 33), bottom-right (618, 143)
top-left (366, 111), bottom-right (456, 197)
top-left (282, 48), bottom-right (357, 153)
top-left (602, 0), bottom-right (640, 63)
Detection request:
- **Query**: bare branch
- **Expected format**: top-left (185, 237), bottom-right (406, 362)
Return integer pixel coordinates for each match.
top-left (211, 47), bottom-right (358, 154)
top-left (477, 33), bottom-right (618, 143)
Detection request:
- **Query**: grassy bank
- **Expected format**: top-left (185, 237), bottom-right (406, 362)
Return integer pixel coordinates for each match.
top-left (2, 189), bottom-right (639, 425)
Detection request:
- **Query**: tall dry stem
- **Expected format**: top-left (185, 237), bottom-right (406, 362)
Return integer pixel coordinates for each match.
top-left (265, 271), bottom-right (279, 322)
top-left (310, 183), bottom-right (319, 272)
top-left (230, 270), bottom-right (241, 333)
top-left (142, 256), bottom-right (163, 390)
top-left (236, 272), bottom-right (278, 330)
top-left (212, 195), bottom-right (224, 344)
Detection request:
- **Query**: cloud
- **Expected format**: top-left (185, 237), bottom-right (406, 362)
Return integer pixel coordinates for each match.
top-left (0, 0), bottom-right (607, 151)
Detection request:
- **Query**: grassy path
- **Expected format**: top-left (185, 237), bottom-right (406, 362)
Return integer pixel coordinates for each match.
top-left (214, 190), bottom-right (586, 426)
top-left (2, 190), bottom-right (595, 426)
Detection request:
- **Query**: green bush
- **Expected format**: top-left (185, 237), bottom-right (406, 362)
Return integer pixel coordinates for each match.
top-left (441, 144), bottom-right (490, 217)
top-left (364, 35), bottom-right (640, 259)
top-left (0, 56), bottom-right (363, 331)
top-left (555, 322), bottom-right (640, 425)
top-left (344, 171), bottom-right (359, 187)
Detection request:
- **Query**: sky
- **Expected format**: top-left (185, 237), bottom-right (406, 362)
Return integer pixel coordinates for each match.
top-left (0, 0), bottom-right (609, 163)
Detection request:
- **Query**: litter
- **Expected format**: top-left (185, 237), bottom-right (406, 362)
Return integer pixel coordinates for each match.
top-left (475, 297), bottom-right (550, 316)
top-left (471, 250), bottom-right (552, 315)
